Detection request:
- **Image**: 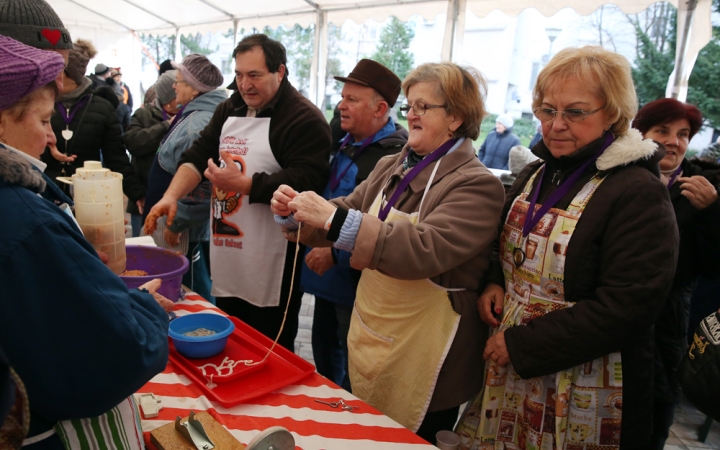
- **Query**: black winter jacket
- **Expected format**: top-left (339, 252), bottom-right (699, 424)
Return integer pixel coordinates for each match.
top-left (653, 157), bottom-right (720, 404)
top-left (488, 131), bottom-right (679, 448)
top-left (42, 84), bottom-right (146, 202)
top-left (124, 104), bottom-right (170, 214)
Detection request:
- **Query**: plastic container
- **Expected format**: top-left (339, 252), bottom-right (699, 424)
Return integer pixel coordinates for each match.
top-left (168, 313), bottom-right (234, 358)
top-left (120, 245), bottom-right (189, 301)
top-left (72, 161), bottom-right (126, 274)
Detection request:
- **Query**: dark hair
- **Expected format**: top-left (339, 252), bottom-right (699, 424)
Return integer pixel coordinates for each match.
top-left (232, 33), bottom-right (287, 75)
top-left (632, 98), bottom-right (703, 139)
top-left (5, 82), bottom-right (59, 121)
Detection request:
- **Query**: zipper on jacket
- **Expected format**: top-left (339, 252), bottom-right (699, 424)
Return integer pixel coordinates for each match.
top-left (551, 169), bottom-right (563, 185)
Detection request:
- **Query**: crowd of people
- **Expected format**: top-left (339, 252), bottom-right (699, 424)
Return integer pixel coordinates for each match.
top-left (1, 0), bottom-right (719, 449)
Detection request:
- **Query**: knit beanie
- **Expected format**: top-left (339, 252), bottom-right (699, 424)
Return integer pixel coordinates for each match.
top-left (496, 113), bottom-right (514, 129)
top-left (158, 59), bottom-right (174, 76)
top-left (0, 34), bottom-right (65, 110)
top-left (95, 63), bottom-right (110, 76)
top-left (66, 39), bottom-right (96, 86)
top-left (171, 54), bottom-right (223, 93)
top-left (155, 70), bottom-right (177, 105)
top-left (508, 145), bottom-right (539, 176)
top-left (0, 0), bottom-right (72, 50)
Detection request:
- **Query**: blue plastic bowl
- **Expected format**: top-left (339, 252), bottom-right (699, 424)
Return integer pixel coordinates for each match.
top-left (168, 313), bottom-right (234, 359)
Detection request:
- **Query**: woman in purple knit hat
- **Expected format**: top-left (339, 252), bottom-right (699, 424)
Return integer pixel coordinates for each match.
top-left (0, 35), bottom-right (171, 450)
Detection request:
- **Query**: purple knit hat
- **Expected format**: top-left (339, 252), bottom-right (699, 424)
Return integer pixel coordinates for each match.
top-left (171, 54), bottom-right (223, 93)
top-left (0, 34), bottom-right (64, 111)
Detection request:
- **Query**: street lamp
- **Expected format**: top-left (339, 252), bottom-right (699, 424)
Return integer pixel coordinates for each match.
top-left (545, 27), bottom-right (562, 59)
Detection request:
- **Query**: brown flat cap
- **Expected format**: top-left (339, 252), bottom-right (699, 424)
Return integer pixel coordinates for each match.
top-left (335, 59), bottom-right (401, 107)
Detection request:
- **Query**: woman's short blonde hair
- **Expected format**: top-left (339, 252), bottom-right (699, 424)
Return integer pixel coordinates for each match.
top-left (402, 63), bottom-right (488, 140)
top-left (532, 46), bottom-right (637, 136)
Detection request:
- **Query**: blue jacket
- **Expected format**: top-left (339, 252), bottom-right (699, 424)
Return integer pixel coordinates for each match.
top-left (478, 127), bottom-right (521, 170)
top-left (155, 89), bottom-right (227, 241)
top-left (301, 120), bottom-right (407, 305)
top-left (0, 146), bottom-right (169, 440)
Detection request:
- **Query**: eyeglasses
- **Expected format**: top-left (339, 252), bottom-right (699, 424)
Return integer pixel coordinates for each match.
top-left (399, 102), bottom-right (446, 118)
top-left (173, 80), bottom-right (188, 86)
top-left (533, 107), bottom-right (604, 123)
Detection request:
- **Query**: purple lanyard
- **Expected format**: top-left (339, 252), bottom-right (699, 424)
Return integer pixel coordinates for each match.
top-left (667, 165), bottom-right (683, 188)
top-left (329, 132), bottom-right (377, 192)
top-left (522, 133), bottom-right (615, 237)
top-left (56, 96), bottom-right (90, 126)
top-left (378, 138), bottom-right (458, 222)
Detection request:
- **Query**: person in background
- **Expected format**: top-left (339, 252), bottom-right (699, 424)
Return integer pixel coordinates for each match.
top-left (272, 62), bottom-right (504, 441)
top-left (144, 56), bottom-right (225, 303)
top-left (631, 98), bottom-right (720, 450)
top-left (474, 46), bottom-right (678, 449)
top-left (125, 70), bottom-right (179, 237)
top-left (700, 135), bottom-right (720, 161)
top-left (88, 64), bottom-right (111, 91)
top-left (0, 0), bottom-right (73, 91)
top-left (42, 38), bottom-right (146, 206)
top-left (0, 34), bottom-right (170, 450)
top-left (95, 83), bottom-right (130, 132)
top-left (498, 144), bottom-right (538, 191)
top-left (477, 113), bottom-right (521, 170)
top-left (158, 59), bottom-right (174, 77)
top-left (111, 67), bottom-right (133, 110)
top-left (145, 34), bottom-right (331, 351)
top-left (301, 59), bottom-right (408, 391)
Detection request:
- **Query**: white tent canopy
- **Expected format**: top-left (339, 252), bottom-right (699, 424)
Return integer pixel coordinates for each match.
top-left (47, 0), bottom-right (712, 104)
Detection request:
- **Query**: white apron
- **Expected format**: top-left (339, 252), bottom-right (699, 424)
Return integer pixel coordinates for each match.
top-left (210, 117), bottom-right (286, 307)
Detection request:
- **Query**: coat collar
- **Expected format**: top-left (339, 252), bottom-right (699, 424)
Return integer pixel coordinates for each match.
top-left (0, 145), bottom-right (46, 193)
top-left (387, 138), bottom-right (477, 194)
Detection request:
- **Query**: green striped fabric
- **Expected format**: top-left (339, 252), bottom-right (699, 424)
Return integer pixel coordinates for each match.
top-left (54, 396), bottom-right (144, 450)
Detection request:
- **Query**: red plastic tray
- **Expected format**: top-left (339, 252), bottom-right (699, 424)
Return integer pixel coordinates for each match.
top-left (171, 328), bottom-right (268, 383)
top-left (168, 316), bottom-right (315, 407)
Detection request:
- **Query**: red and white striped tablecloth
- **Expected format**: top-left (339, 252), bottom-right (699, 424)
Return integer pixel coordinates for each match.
top-left (136, 293), bottom-right (436, 449)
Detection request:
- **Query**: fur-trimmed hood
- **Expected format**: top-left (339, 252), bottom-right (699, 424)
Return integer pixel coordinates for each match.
top-left (0, 146), bottom-right (46, 193)
top-left (596, 128), bottom-right (658, 171)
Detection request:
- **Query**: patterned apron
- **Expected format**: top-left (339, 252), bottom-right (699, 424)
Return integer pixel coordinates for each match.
top-left (348, 160), bottom-right (461, 432)
top-left (457, 168), bottom-right (623, 450)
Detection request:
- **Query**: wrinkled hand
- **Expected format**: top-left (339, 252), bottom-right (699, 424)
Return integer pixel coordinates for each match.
top-left (205, 152), bottom-right (251, 194)
top-left (272, 185), bottom-right (298, 217)
top-left (678, 176), bottom-right (718, 210)
top-left (483, 330), bottom-right (510, 366)
top-left (144, 196), bottom-right (177, 235)
top-left (164, 227), bottom-right (181, 247)
top-left (305, 247), bottom-right (335, 276)
top-left (288, 191), bottom-right (336, 229)
top-left (136, 198), bottom-right (145, 215)
top-left (138, 278), bottom-right (174, 312)
top-left (48, 144), bottom-right (77, 163)
top-left (478, 282), bottom-right (505, 327)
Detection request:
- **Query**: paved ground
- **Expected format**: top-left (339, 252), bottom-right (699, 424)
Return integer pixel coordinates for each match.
top-left (294, 293), bottom-right (719, 448)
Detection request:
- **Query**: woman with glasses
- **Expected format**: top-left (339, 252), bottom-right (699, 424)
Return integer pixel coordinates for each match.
top-left (143, 54), bottom-right (226, 302)
top-left (271, 62), bottom-right (505, 441)
top-left (468, 46), bottom-right (678, 449)
top-left (631, 98), bottom-right (720, 450)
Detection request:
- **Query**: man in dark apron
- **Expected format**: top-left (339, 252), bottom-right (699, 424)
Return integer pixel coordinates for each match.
top-left (145, 34), bottom-right (331, 351)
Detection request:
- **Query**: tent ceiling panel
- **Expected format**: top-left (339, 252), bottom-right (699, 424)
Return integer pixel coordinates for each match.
top-left (49, 0), bottom-right (685, 35)
top-left (466, 0), bottom-right (678, 17)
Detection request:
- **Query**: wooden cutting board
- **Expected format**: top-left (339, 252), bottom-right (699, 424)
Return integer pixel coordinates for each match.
top-left (150, 411), bottom-right (245, 450)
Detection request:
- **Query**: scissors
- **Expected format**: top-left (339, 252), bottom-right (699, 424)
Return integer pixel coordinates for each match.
top-left (314, 399), bottom-right (359, 411)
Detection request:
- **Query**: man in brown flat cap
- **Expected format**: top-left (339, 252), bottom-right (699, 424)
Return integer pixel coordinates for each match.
top-left (300, 59), bottom-right (408, 391)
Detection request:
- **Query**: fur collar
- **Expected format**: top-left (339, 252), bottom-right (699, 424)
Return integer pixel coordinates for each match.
top-left (596, 128), bottom-right (658, 171)
top-left (0, 147), bottom-right (46, 193)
